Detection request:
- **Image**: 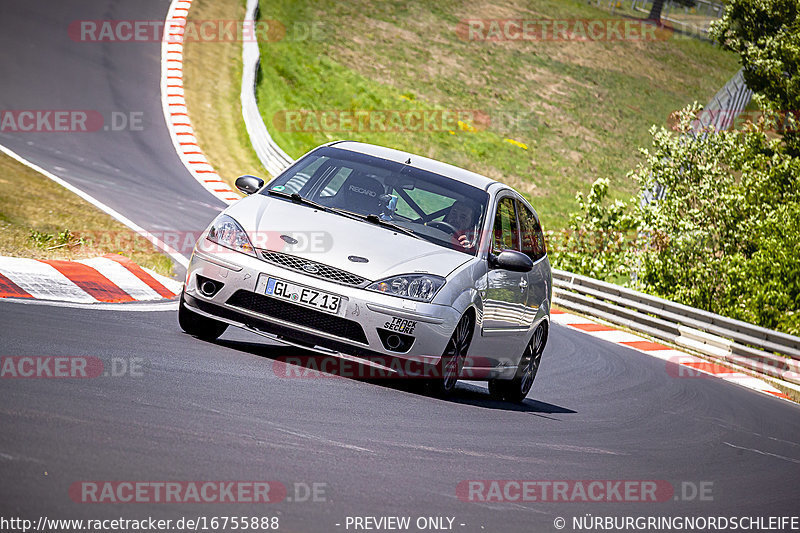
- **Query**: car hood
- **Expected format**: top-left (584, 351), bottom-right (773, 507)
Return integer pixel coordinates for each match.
top-left (225, 195), bottom-right (472, 280)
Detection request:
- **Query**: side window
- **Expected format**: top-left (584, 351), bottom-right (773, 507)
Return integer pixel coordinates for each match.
top-left (491, 197), bottom-right (519, 254)
top-left (518, 201), bottom-right (547, 262)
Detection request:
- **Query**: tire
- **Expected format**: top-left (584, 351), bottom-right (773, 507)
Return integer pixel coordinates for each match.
top-left (431, 312), bottom-right (474, 397)
top-left (178, 292), bottom-right (228, 341)
top-left (489, 321), bottom-right (548, 403)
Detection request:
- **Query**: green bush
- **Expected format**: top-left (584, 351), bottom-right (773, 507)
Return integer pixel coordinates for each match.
top-left (548, 177), bottom-right (635, 284)
top-left (630, 105), bottom-right (800, 335)
top-left (552, 104), bottom-right (800, 336)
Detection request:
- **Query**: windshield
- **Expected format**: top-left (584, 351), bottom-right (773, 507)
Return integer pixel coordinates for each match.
top-left (263, 146), bottom-right (489, 255)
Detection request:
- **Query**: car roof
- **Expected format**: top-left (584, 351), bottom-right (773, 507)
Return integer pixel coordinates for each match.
top-left (329, 141), bottom-right (498, 190)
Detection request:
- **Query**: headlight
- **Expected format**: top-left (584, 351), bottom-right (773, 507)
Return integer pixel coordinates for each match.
top-left (206, 214), bottom-right (256, 256)
top-left (367, 274), bottom-right (446, 302)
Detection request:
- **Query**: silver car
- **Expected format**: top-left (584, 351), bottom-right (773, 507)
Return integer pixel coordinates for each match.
top-left (179, 141), bottom-right (551, 402)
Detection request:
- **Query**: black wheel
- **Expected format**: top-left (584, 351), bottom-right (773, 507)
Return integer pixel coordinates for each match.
top-left (432, 312), bottom-right (474, 397)
top-left (489, 322), bottom-right (547, 403)
top-left (178, 292), bottom-right (228, 341)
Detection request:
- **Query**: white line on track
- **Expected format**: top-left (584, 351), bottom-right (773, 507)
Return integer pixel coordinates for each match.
top-left (0, 297), bottom-right (178, 312)
top-left (0, 143), bottom-right (190, 269)
top-left (723, 442), bottom-right (800, 464)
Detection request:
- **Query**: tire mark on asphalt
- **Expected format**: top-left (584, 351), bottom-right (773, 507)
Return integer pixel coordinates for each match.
top-left (723, 442), bottom-right (800, 464)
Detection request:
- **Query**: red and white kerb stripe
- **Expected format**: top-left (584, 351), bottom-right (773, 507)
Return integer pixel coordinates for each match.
top-left (160, 0), bottom-right (241, 204)
top-left (551, 309), bottom-right (792, 402)
top-left (0, 254), bottom-right (180, 303)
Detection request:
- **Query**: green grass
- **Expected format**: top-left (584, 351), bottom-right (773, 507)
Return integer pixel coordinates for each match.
top-left (254, 0), bottom-right (740, 229)
top-left (0, 153), bottom-right (174, 277)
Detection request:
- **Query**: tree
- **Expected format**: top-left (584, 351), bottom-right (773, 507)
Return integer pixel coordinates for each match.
top-left (552, 104), bottom-right (800, 335)
top-left (647, 0), bottom-right (698, 23)
top-left (548, 178), bottom-right (635, 283)
top-left (710, 0), bottom-right (800, 155)
top-left (627, 105), bottom-right (800, 334)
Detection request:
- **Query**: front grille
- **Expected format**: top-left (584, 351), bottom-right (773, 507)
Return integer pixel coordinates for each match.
top-left (226, 290), bottom-right (368, 344)
top-left (258, 249), bottom-right (369, 287)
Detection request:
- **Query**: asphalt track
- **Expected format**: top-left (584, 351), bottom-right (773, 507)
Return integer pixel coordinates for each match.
top-left (0, 1), bottom-right (799, 531)
top-left (0, 0), bottom-right (223, 269)
top-left (1, 300), bottom-right (799, 531)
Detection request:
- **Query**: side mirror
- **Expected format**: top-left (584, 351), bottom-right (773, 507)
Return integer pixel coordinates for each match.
top-left (489, 250), bottom-right (534, 273)
top-left (235, 175), bottom-right (265, 195)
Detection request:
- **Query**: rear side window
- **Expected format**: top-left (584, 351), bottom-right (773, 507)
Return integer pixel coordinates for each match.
top-left (518, 201), bottom-right (546, 262)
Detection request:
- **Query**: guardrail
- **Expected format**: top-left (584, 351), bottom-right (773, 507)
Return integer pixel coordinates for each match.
top-left (241, 0), bottom-right (295, 177)
top-left (631, 0), bottom-right (725, 36)
top-left (240, 1), bottom-right (796, 390)
top-left (552, 269), bottom-right (800, 386)
top-left (692, 68), bottom-right (753, 132)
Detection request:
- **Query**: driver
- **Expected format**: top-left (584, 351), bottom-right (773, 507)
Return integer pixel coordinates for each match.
top-left (443, 200), bottom-right (478, 249)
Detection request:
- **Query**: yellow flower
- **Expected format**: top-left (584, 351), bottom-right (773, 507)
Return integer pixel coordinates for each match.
top-left (457, 120), bottom-right (477, 133)
top-left (504, 138), bottom-right (528, 150)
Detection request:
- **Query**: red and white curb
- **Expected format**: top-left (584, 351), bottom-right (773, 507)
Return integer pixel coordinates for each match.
top-left (160, 0), bottom-right (241, 205)
top-left (0, 254), bottom-right (182, 303)
top-left (551, 308), bottom-right (792, 402)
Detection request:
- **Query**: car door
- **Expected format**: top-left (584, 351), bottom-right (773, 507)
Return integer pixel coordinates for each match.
top-left (481, 195), bottom-right (530, 336)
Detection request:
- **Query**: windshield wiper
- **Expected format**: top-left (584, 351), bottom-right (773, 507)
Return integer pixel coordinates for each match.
top-left (268, 190), bottom-right (366, 221)
top-left (267, 189), bottom-right (331, 211)
top-left (361, 214), bottom-right (421, 239)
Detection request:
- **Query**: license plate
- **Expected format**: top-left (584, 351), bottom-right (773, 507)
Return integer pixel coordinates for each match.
top-left (263, 277), bottom-right (341, 315)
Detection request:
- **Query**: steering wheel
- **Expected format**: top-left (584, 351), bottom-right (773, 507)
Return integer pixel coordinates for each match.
top-left (427, 220), bottom-right (458, 234)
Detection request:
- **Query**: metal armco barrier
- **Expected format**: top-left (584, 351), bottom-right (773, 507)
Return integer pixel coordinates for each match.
top-left (552, 269), bottom-right (800, 386)
top-left (242, 0), bottom-right (295, 177)
top-left (693, 68), bottom-right (753, 132)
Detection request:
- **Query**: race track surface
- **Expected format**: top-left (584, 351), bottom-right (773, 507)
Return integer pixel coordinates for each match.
top-left (1, 301), bottom-right (798, 531)
top-left (0, 0), bottom-right (223, 271)
top-left (0, 2), bottom-right (798, 531)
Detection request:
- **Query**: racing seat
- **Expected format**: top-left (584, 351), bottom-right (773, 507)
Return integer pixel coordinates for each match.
top-left (329, 172), bottom-right (385, 215)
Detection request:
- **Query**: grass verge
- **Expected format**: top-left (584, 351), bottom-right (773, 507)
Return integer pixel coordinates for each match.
top-left (0, 152), bottom-right (174, 277)
top-left (181, 0), bottom-right (740, 229)
top-left (252, 0), bottom-right (740, 229)
top-left (182, 0), bottom-right (268, 189)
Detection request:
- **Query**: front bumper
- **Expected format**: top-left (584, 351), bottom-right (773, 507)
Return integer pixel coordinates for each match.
top-left (184, 245), bottom-right (463, 366)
